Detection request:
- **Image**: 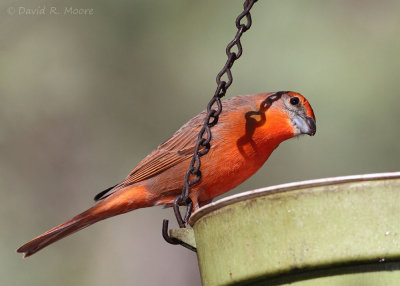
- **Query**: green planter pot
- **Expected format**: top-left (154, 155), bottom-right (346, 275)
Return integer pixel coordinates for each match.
top-left (170, 173), bottom-right (400, 285)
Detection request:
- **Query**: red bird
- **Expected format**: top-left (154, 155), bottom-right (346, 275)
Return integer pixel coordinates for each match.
top-left (17, 91), bottom-right (316, 257)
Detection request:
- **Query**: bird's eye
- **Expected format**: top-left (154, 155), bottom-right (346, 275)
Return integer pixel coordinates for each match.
top-left (290, 97), bottom-right (299, 105)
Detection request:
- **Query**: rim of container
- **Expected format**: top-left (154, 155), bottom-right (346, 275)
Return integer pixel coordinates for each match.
top-left (189, 172), bottom-right (400, 225)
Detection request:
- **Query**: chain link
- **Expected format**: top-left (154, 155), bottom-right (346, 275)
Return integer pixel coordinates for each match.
top-left (163, 0), bottom-right (258, 249)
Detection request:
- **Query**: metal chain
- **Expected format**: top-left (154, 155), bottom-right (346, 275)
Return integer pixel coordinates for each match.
top-left (162, 0), bottom-right (258, 248)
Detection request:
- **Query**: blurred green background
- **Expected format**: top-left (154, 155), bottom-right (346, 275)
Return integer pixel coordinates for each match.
top-left (1, 0), bottom-right (399, 285)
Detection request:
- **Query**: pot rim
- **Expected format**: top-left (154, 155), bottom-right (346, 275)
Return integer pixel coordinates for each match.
top-left (189, 172), bottom-right (400, 225)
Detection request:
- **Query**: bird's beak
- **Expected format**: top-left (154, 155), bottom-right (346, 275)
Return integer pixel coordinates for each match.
top-left (293, 115), bottom-right (316, 136)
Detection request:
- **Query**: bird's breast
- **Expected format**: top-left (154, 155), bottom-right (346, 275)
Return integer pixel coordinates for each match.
top-left (197, 128), bottom-right (278, 202)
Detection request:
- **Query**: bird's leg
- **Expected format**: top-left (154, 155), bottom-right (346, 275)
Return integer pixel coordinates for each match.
top-left (191, 198), bottom-right (200, 212)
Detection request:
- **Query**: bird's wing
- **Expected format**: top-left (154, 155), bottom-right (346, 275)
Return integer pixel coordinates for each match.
top-left (128, 96), bottom-right (256, 185)
top-left (94, 111), bottom-right (206, 201)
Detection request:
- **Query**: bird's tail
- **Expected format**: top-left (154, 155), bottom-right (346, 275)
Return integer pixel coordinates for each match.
top-left (17, 186), bottom-right (149, 258)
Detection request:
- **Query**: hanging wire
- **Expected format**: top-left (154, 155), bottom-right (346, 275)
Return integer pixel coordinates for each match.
top-left (162, 0), bottom-right (258, 249)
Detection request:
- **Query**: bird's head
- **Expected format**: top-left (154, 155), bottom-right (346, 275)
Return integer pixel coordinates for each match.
top-left (251, 91), bottom-right (316, 144)
top-left (277, 91), bottom-right (316, 136)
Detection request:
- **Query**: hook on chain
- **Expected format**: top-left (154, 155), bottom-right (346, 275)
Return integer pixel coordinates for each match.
top-left (162, 219), bottom-right (197, 252)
